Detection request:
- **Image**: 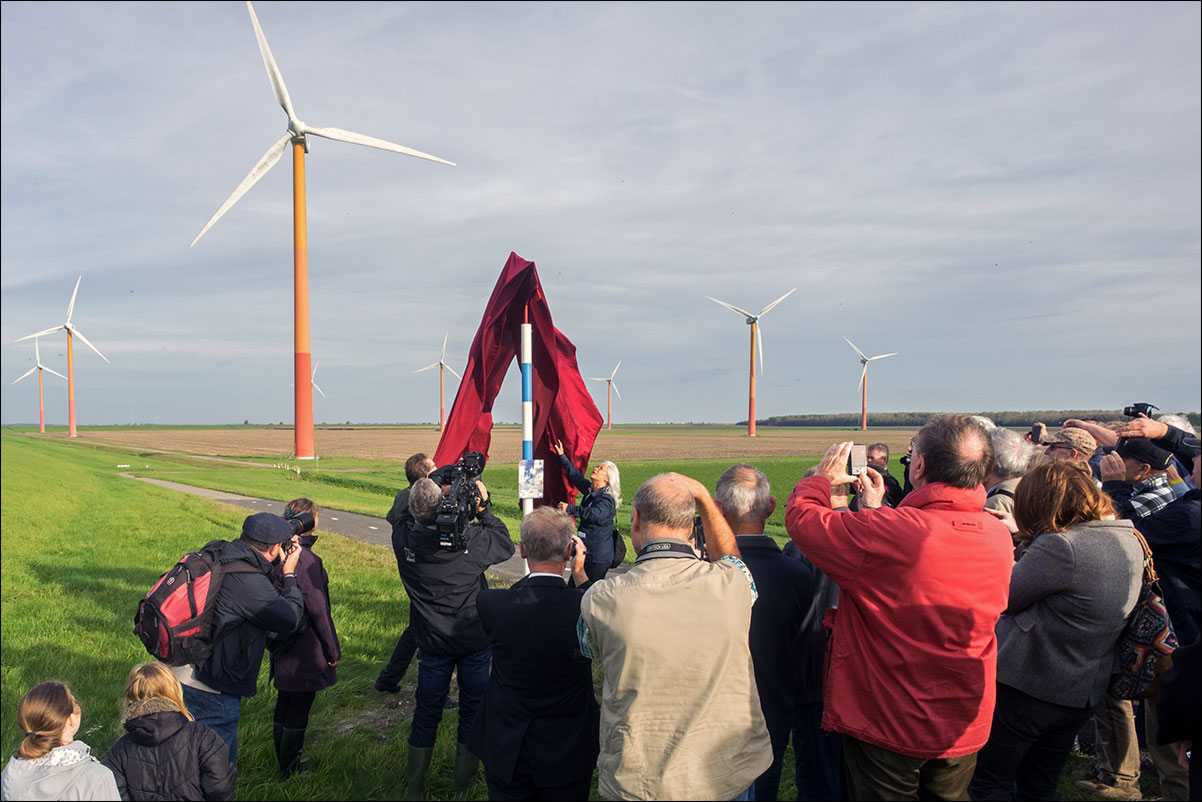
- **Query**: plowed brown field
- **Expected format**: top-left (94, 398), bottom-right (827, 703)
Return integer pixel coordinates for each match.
top-left (66, 426), bottom-right (920, 463)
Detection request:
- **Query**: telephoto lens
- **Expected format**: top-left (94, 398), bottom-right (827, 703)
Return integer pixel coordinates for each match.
top-left (286, 511), bottom-right (316, 536)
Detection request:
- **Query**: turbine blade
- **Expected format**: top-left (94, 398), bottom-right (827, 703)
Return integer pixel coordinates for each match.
top-left (66, 276), bottom-right (82, 324)
top-left (311, 361), bottom-right (319, 379)
top-left (756, 324), bottom-right (765, 375)
top-left (705, 296), bottom-right (754, 318)
top-left (843, 336), bottom-right (868, 361)
top-left (70, 328), bottom-right (110, 363)
top-left (12, 367), bottom-right (37, 385)
top-left (43, 366), bottom-right (68, 381)
top-left (612, 382), bottom-right (622, 401)
top-left (588, 377), bottom-right (609, 382)
top-left (444, 363), bottom-right (461, 380)
top-left (15, 326), bottom-right (65, 342)
top-left (611, 360), bottom-right (621, 380)
top-left (414, 363), bottom-right (439, 373)
top-left (190, 133), bottom-right (291, 248)
top-left (313, 382), bottom-right (327, 399)
top-left (440, 332), bottom-right (449, 361)
top-left (868, 352), bottom-right (899, 361)
top-left (858, 364), bottom-right (868, 391)
top-left (35, 339), bottom-right (41, 364)
top-left (246, 1), bottom-right (297, 121)
top-left (304, 126), bottom-right (455, 166)
top-left (758, 287), bottom-right (797, 317)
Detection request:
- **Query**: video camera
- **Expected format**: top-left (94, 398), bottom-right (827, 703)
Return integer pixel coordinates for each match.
top-left (1123, 402), bottom-right (1159, 418)
top-left (428, 451), bottom-right (487, 551)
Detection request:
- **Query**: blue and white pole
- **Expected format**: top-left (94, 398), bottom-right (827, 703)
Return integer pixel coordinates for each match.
top-left (521, 309), bottom-right (534, 517)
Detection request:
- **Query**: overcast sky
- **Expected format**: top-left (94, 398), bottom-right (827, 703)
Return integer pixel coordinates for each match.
top-left (3, 1), bottom-right (1199, 427)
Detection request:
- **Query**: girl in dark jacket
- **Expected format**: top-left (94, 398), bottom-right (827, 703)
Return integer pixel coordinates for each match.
top-left (550, 439), bottom-right (621, 583)
top-left (102, 663), bottom-right (235, 801)
top-left (270, 498), bottom-right (341, 778)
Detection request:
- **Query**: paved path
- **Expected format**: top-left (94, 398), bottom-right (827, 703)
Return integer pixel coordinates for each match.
top-left (121, 474), bottom-right (533, 582)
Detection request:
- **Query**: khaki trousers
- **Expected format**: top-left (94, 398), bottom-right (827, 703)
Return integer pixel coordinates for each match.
top-left (1092, 695), bottom-right (1141, 788)
top-left (842, 736), bottom-right (977, 801)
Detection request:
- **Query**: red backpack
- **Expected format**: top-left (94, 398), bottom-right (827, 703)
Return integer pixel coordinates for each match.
top-left (134, 540), bottom-right (262, 666)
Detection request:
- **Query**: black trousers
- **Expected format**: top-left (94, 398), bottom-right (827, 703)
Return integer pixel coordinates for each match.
top-left (377, 624), bottom-right (418, 688)
top-left (484, 750), bottom-right (592, 801)
top-left (969, 682), bottom-right (1094, 801)
top-left (274, 690), bottom-right (316, 729)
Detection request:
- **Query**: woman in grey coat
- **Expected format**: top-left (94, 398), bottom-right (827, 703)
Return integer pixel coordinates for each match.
top-left (970, 461), bottom-right (1144, 801)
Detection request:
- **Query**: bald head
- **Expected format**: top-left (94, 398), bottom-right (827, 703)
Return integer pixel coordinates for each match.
top-left (631, 474), bottom-right (696, 539)
top-left (913, 413), bottom-right (993, 489)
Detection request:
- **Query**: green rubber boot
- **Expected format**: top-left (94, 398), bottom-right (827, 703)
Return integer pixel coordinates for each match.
top-left (403, 745), bottom-right (434, 800)
top-left (453, 743), bottom-right (480, 797)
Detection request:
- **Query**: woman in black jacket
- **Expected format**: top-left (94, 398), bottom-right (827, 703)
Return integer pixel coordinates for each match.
top-left (102, 663), bottom-right (235, 801)
top-left (550, 439), bottom-right (621, 584)
top-left (270, 498), bottom-right (341, 778)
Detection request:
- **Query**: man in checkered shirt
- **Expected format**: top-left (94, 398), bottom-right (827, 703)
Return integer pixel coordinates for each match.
top-left (1100, 438), bottom-right (1178, 519)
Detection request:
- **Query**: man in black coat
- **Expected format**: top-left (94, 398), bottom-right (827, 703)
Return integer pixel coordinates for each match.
top-left (397, 476), bottom-right (515, 798)
top-left (467, 507), bottom-right (599, 800)
top-left (715, 463), bottom-right (814, 801)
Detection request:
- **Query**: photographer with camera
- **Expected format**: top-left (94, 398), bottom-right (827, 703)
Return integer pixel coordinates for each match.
top-left (172, 512), bottom-right (307, 765)
top-left (395, 456), bottom-right (515, 798)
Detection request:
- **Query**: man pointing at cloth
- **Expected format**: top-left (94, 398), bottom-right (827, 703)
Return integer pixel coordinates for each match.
top-left (786, 414), bottom-right (1013, 800)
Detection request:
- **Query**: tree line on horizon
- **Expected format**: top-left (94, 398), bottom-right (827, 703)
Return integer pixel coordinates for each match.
top-left (746, 410), bottom-right (1202, 428)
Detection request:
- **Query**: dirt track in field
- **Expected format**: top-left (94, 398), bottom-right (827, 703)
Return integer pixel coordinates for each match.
top-left (66, 426), bottom-right (920, 463)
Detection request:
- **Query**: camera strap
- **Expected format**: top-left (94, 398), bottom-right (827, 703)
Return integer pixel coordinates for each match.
top-left (636, 540), bottom-right (699, 561)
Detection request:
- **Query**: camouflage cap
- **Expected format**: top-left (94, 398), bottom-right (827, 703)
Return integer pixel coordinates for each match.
top-left (1044, 428), bottom-right (1098, 458)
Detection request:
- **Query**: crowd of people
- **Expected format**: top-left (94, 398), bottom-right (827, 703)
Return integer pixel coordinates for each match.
top-left (3, 412), bottom-right (1199, 802)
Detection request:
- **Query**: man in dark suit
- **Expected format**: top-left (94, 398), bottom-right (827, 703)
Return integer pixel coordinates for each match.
top-left (466, 507), bottom-right (599, 800)
top-left (715, 463), bottom-right (814, 801)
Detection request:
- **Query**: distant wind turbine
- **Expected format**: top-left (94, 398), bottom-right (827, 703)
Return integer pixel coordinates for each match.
top-left (291, 362), bottom-right (327, 398)
top-left (707, 289), bottom-right (796, 436)
top-left (414, 333), bottom-right (461, 431)
top-left (14, 276), bottom-right (109, 438)
top-left (844, 337), bottom-right (898, 431)
top-left (589, 361), bottom-right (622, 430)
top-left (12, 338), bottom-right (67, 434)
top-left (190, 1), bottom-right (454, 460)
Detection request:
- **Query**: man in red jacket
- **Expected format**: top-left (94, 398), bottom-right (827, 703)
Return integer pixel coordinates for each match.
top-left (785, 413), bottom-right (1013, 801)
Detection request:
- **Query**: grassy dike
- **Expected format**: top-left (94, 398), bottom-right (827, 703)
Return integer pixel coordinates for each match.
top-left (0, 430), bottom-right (470, 800)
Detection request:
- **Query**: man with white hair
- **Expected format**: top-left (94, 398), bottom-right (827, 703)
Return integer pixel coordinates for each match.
top-left (983, 428), bottom-right (1034, 514)
top-left (580, 473), bottom-right (771, 801)
top-left (466, 507), bottom-right (599, 800)
top-left (715, 464), bottom-right (813, 801)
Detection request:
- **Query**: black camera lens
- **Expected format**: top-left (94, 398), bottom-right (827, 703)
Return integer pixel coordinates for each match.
top-left (287, 511), bottom-right (316, 536)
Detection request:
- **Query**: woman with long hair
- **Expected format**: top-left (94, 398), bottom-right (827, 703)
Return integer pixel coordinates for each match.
top-left (550, 439), bottom-right (621, 584)
top-left (970, 461), bottom-right (1144, 800)
top-left (1, 681), bottom-right (119, 800)
top-left (101, 662), bottom-right (234, 800)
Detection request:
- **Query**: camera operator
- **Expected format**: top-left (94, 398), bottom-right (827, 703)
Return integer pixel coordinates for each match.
top-left (395, 473), bottom-right (515, 798)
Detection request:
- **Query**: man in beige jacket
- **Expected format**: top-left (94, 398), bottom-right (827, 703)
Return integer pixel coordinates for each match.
top-left (579, 472), bottom-right (771, 801)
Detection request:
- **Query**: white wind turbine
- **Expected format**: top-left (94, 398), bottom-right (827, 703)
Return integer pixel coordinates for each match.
top-left (12, 338), bottom-right (67, 434)
top-left (14, 276), bottom-right (109, 438)
top-left (292, 363), bottom-right (327, 399)
top-left (707, 288), bottom-right (797, 436)
top-left (190, 1), bottom-right (454, 461)
top-left (414, 333), bottom-right (461, 431)
top-left (844, 337), bottom-right (898, 431)
top-left (589, 361), bottom-right (623, 430)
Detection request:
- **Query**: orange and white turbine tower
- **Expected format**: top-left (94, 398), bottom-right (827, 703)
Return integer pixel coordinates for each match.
top-left (843, 337), bottom-right (898, 431)
top-left (12, 338), bottom-right (68, 434)
top-left (414, 333), bottom-right (461, 431)
top-left (14, 276), bottom-right (109, 438)
top-left (190, 1), bottom-right (454, 459)
top-left (589, 361), bottom-right (623, 430)
top-left (707, 289), bottom-right (796, 436)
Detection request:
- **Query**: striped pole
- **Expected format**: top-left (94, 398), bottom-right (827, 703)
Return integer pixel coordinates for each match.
top-left (521, 306), bottom-right (534, 517)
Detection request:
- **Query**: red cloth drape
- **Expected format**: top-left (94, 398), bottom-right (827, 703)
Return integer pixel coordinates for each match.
top-left (433, 253), bottom-right (603, 508)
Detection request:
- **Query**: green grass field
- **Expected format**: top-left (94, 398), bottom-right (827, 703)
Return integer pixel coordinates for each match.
top-left (0, 428), bottom-right (1145, 800)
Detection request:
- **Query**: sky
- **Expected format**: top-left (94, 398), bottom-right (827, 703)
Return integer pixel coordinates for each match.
top-left (2, 1), bottom-right (1199, 427)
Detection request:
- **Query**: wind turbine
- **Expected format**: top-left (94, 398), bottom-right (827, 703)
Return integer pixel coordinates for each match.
top-left (707, 288), bottom-right (796, 436)
top-left (14, 276), bottom-right (109, 438)
top-left (12, 339), bottom-right (67, 434)
top-left (414, 333), bottom-right (461, 431)
top-left (844, 337), bottom-right (898, 431)
top-left (291, 362), bottom-right (327, 398)
top-left (190, 2), bottom-right (454, 460)
top-left (589, 361), bottom-right (622, 430)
